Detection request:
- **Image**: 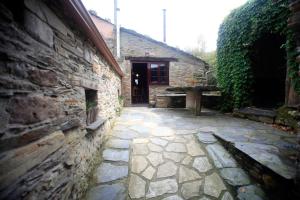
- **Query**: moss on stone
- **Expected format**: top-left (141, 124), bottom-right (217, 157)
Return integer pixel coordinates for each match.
top-left (276, 106), bottom-right (300, 130)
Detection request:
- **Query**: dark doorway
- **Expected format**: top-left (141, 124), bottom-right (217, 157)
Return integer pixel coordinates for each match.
top-left (131, 63), bottom-right (149, 104)
top-left (250, 34), bottom-right (286, 108)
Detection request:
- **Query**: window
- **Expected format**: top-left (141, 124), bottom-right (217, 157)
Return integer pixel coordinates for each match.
top-left (85, 89), bottom-right (98, 125)
top-left (149, 63), bottom-right (169, 85)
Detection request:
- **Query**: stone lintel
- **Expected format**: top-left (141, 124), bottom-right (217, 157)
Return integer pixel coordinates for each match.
top-left (125, 56), bottom-right (178, 62)
top-left (70, 75), bottom-right (99, 90)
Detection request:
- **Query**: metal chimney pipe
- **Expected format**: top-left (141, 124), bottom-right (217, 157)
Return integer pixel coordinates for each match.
top-left (163, 9), bottom-right (166, 43)
top-left (114, 0), bottom-right (120, 58)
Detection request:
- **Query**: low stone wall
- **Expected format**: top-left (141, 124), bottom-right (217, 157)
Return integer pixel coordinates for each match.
top-left (0, 1), bottom-right (121, 199)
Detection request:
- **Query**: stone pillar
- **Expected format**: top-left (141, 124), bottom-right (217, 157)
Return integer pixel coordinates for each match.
top-left (186, 91), bottom-right (196, 110)
top-left (186, 91), bottom-right (202, 115)
top-left (195, 92), bottom-right (202, 116)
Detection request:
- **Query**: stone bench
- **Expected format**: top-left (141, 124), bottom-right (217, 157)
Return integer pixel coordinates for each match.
top-left (155, 93), bottom-right (186, 108)
top-left (233, 107), bottom-right (276, 124)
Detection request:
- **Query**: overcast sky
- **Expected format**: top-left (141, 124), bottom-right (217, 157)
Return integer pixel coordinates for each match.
top-left (82, 0), bottom-right (248, 52)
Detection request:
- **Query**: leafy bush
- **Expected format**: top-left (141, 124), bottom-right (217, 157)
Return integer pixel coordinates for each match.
top-left (217, 0), bottom-right (297, 111)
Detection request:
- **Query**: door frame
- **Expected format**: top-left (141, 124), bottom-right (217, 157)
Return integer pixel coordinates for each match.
top-left (131, 61), bottom-right (149, 104)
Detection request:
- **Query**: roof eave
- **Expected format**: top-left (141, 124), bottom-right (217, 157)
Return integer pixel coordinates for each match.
top-left (62, 0), bottom-right (124, 77)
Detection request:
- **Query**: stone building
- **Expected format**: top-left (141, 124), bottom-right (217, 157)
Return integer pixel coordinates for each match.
top-left (0, 0), bottom-right (123, 199)
top-left (91, 14), bottom-right (209, 107)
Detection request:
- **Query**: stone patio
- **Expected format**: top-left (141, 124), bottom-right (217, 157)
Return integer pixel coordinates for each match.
top-left (86, 107), bottom-right (298, 200)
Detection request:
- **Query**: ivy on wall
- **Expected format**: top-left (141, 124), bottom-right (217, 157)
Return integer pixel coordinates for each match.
top-left (217, 0), bottom-right (298, 110)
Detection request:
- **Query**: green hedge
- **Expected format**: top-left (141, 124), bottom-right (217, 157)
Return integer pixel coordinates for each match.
top-left (217, 0), bottom-right (298, 111)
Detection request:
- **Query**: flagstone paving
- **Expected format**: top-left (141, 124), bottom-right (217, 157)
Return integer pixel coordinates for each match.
top-left (86, 107), bottom-right (298, 200)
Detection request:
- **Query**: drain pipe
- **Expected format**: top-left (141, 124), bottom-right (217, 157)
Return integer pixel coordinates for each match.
top-left (163, 9), bottom-right (166, 43)
top-left (114, 0), bottom-right (120, 58)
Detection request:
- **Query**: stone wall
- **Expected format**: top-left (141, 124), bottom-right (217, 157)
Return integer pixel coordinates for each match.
top-left (0, 1), bottom-right (121, 199)
top-left (120, 29), bottom-right (208, 106)
top-left (288, 0), bottom-right (300, 195)
top-left (91, 15), bottom-right (116, 57)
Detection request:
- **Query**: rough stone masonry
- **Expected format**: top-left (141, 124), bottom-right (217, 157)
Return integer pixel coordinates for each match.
top-left (0, 0), bottom-right (122, 199)
top-left (91, 15), bottom-right (210, 107)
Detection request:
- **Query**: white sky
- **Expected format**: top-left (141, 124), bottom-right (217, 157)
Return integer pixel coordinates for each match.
top-left (82, 0), bottom-right (248, 52)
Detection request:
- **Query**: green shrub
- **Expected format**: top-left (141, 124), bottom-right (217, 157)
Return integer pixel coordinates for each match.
top-left (217, 0), bottom-right (298, 111)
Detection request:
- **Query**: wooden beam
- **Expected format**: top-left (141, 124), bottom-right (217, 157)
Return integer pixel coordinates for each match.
top-left (125, 56), bottom-right (178, 62)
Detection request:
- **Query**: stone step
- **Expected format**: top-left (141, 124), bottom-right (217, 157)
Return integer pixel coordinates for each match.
top-left (233, 107), bottom-right (276, 124)
top-left (213, 131), bottom-right (298, 200)
top-left (213, 132), bottom-right (297, 181)
top-left (196, 132), bottom-right (267, 200)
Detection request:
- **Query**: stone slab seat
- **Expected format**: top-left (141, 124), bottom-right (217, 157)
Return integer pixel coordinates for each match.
top-left (86, 118), bottom-right (107, 132)
top-left (233, 107), bottom-right (276, 124)
top-left (156, 93), bottom-right (186, 97)
top-left (166, 85), bottom-right (219, 93)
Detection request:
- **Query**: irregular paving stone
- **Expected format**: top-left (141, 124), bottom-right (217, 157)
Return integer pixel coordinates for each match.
top-left (157, 162), bottom-right (178, 178)
top-left (206, 144), bottom-right (237, 168)
top-left (132, 143), bottom-right (149, 155)
top-left (163, 152), bottom-right (185, 162)
top-left (176, 129), bottom-right (197, 135)
top-left (220, 168), bottom-right (251, 186)
top-left (152, 126), bottom-right (174, 136)
top-left (106, 139), bottom-right (131, 149)
top-left (162, 136), bottom-right (175, 141)
top-left (146, 179), bottom-right (178, 198)
top-left (198, 126), bottom-right (218, 133)
top-left (166, 143), bottom-right (187, 153)
top-left (221, 191), bottom-right (234, 200)
top-left (173, 137), bottom-right (186, 143)
top-left (193, 157), bottom-right (212, 173)
top-left (142, 166), bottom-right (156, 180)
top-left (183, 134), bottom-right (194, 140)
top-left (129, 124), bottom-right (151, 136)
top-left (179, 165), bottom-right (201, 183)
top-left (150, 138), bottom-right (168, 146)
top-left (129, 174), bottom-right (146, 199)
top-left (96, 163), bottom-right (128, 183)
top-left (187, 141), bottom-right (205, 156)
top-left (197, 132), bottom-right (217, 144)
top-left (204, 173), bottom-right (226, 198)
top-left (148, 143), bottom-right (164, 152)
top-left (87, 183), bottom-right (126, 200)
top-left (162, 195), bottom-right (184, 200)
top-left (113, 130), bottom-right (139, 139)
top-left (131, 156), bottom-right (148, 173)
top-left (181, 155), bottom-right (192, 165)
top-left (147, 152), bottom-right (164, 167)
top-left (181, 180), bottom-right (202, 199)
top-left (237, 185), bottom-right (266, 200)
top-left (133, 138), bottom-right (149, 144)
top-left (199, 197), bottom-right (212, 200)
top-left (103, 149), bottom-right (129, 162)
top-left (113, 124), bottom-right (128, 131)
